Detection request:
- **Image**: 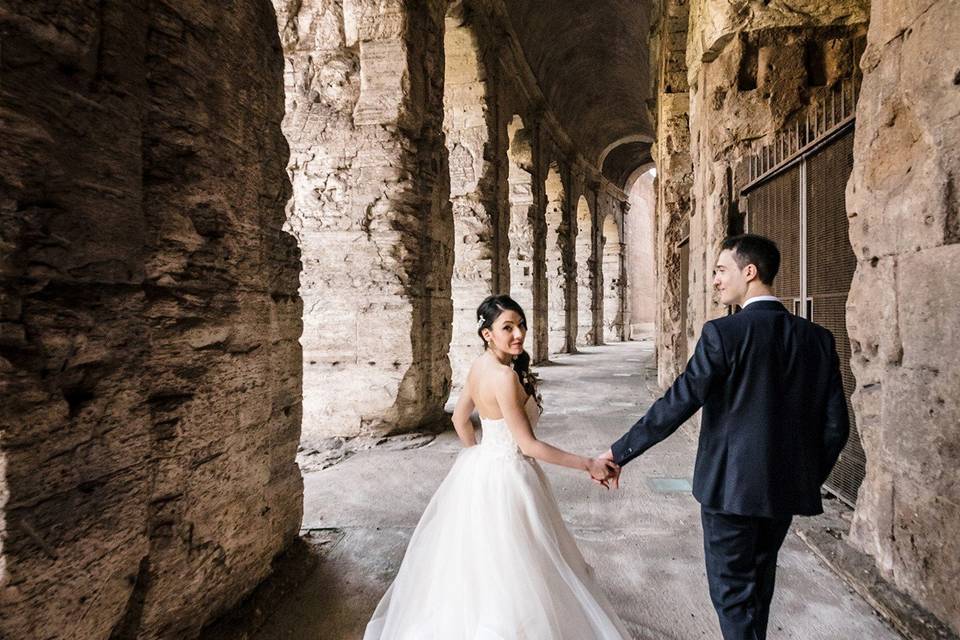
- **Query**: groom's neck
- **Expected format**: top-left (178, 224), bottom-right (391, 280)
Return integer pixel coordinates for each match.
top-left (737, 283), bottom-right (775, 307)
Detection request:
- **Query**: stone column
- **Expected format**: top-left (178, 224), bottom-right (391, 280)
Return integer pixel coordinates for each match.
top-left (618, 208), bottom-right (630, 342)
top-left (562, 170), bottom-right (579, 353)
top-left (507, 117), bottom-right (537, 338)
top-left (653, 0), bottom-right (694, 386)
top-left (444, 11), bottom-right (499, 389)
top-left (846, 0), bottom-right (960, 632)
top-left (654, 94), bottom-right (693, 384)
top-left (276, 0), bottom-right (452, 442)
top-left (545, 163), bottom-right (571, 356)
top-left (0, 2), bottom-right (302, 637)
top-left (575, 189), bottom-right (598, 347)
top-left (626, 169), bottom-right (657, 340)
top-left (529, 129), bottom-right (549, 363)
top-left (601, 208), bottom-right (623, 343)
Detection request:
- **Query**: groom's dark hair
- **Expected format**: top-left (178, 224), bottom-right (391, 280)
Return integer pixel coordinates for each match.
top-left (720, 234), bottom-right (780, 285)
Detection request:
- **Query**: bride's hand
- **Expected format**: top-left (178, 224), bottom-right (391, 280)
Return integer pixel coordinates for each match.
top-left (586, 457), bottom-right (619, 488)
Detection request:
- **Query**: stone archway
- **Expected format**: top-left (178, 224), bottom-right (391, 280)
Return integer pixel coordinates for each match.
top-left (276, 0), bottom-right (453, 447)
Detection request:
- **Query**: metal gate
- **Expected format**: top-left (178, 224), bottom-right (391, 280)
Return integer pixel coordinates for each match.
top-left (741, 82), bottom-right (864, 505)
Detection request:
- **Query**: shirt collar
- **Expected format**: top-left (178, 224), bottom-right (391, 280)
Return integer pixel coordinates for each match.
top-left (741, 295), bottom-right (780, 308)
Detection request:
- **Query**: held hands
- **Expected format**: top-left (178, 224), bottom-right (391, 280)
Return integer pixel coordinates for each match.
top-left (586, 452), bottom-right (620, 490)
top-left (598, 449), bottom-right (621, 489)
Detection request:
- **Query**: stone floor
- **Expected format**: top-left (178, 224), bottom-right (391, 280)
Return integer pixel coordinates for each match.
top-left (236, 341), bottom-right (902, 640)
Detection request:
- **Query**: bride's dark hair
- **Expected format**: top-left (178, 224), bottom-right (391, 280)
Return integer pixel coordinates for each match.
top-left (477, 295), bottom-right (541, 408)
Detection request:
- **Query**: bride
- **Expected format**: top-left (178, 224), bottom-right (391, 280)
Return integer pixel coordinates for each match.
top-left (363, 295), bottom-right (631, 639)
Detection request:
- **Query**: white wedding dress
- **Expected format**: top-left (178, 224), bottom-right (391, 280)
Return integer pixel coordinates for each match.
top-left (363, 396), bottom-right (632, 639)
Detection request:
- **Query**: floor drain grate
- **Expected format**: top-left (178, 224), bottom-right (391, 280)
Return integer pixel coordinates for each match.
top-left (646, 477), bottom-right (693, 493)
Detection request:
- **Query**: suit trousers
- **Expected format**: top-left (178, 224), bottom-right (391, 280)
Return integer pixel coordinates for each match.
top-left (700, 507), bottom-right (793, 640)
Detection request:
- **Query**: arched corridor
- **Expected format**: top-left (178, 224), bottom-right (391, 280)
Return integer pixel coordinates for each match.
top-left (2, 0), bottom-right (959, 638)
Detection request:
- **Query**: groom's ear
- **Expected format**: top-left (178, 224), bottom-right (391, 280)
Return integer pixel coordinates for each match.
top-left (743, 263), bottom-right (759, 282)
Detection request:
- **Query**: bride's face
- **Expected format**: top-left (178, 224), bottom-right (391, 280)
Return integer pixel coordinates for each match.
top-left (485, 310), bottom-right (526, 356)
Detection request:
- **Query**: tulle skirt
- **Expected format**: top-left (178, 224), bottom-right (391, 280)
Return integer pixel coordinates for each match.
top-left (363, 443), bottom-right (632, 640)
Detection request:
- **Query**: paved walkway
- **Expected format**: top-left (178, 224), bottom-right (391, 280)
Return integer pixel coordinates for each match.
top-left (245, 341), bottom-right (901, 640)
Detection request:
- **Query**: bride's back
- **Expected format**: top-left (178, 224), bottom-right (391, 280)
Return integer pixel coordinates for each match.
top-left (467, 356), bottom-right (517, 420)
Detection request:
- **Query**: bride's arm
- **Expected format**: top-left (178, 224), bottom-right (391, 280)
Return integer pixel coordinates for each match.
top-left (493, 368), bottom-right (616, 479)
top-left (452, 387), bottom-right (478, 447)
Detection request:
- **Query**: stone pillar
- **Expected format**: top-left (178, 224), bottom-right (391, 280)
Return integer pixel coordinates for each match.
top-left (544, 163), bottom-right (570, 356)
top-left (507, 116), bottom-right (538, 340)
top-left (626, 169), bottom-right (657, 340)
top-left (562, 170), bottom-right (579, 353)
top-left (0, 2), bottom-right (302, 638)
top-left (601, 209), bottom-right (624, 343)
top-left (529, 131), bottom-right (549, 363)
top-left (617, 238), bottom-right (630, 342)
top-left (575, 190), bottom-right (598, 347)
top-left (845, 0), bottom-right (960, 632)
top-left (654, 94), bottom-right (693, 385)
top-left (444, 12), bottom-right (499, 389)
top-left (276, 0), bottom-right (452, 442)
top-left (590, 189), bottom-right (606, 346)
top-left (654, 0), bottom-right (694, 386)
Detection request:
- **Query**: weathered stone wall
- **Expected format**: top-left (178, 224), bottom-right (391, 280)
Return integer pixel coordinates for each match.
top-left (0, 2), bottom-right (302, 638)
top-left (653, 0), bottom-right (693, 386)
top-left (684, 0), bottom-right (870, 356)
top-left (276, 0), bottom-right (452, 442)
top-left (626, 169), bottom-right (657, 339)
top-left (845, 0), bottom-right (960, 632)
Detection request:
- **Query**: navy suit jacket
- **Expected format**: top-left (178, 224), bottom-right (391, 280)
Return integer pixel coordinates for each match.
top-left (611, 300), bottom-right (850, 517)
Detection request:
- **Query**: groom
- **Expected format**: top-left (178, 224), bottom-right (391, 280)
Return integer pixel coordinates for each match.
top-left (600, 234), bottom-right (849, 640)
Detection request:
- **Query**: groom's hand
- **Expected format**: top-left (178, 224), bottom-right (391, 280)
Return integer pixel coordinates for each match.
top-left (587, 456), bottom-right (619, 489)
top-left (598, 449), bottom-right (620, 489)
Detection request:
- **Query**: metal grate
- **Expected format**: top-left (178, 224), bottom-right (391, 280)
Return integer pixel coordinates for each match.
top-left (743, 119), bottom-right (865, 507)
top-left (746, 167), bottom-right (800, 307)
top-left (746, 78), bottom-right (859, 184)
top-left (807, 131), bottom-right (864, 506)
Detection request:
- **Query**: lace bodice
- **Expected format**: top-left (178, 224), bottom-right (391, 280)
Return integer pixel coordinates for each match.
top-left (478, 395), bottom-right (540, 456)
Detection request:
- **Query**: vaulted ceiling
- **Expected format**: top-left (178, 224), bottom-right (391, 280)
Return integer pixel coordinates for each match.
top-left (504, 0), bottom-right (655, 187)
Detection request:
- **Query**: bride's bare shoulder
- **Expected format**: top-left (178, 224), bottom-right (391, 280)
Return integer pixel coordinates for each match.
top-left (468, 356), bottom-right (515, 387)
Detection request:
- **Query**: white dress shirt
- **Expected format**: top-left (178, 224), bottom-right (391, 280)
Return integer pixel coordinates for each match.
top-left (741, 295), bottom-right (780, 308)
